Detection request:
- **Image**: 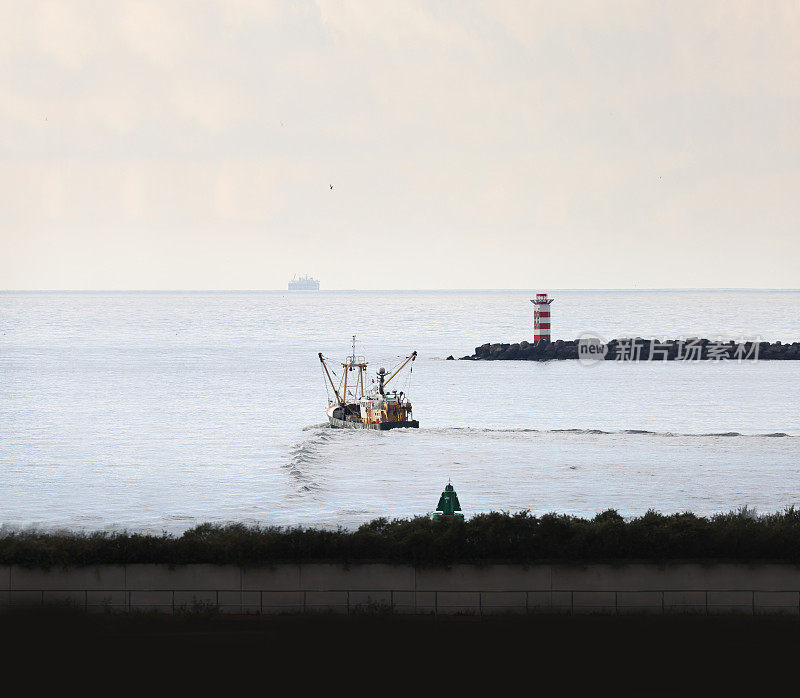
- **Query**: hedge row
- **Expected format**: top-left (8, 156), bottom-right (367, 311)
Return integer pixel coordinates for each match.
top-left (4, 508), bottom-right (800, 568)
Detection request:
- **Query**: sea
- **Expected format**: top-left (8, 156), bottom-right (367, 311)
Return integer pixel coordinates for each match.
top-left (1, 289), bottom-right (798, 533)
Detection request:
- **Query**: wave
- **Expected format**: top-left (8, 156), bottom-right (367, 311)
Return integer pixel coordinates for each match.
top-left (418, 427), bottom-right (796, 438)
top-left (296, 424), bottom-right (796, 438)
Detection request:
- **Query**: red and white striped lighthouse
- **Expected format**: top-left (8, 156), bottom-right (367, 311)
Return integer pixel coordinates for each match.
top-left (531, 292), bottom-right (554, 341)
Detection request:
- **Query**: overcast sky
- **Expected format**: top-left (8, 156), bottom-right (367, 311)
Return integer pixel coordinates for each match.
top-left (1, 1), bottom-right (798, 289)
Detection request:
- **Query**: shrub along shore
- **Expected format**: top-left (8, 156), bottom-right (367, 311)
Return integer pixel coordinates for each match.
top-left (3, 509), bottom-right (800, 568)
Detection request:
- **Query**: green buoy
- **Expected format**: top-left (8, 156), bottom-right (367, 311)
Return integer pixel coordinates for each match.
top-left (433, 481), bottom-right (464, 520)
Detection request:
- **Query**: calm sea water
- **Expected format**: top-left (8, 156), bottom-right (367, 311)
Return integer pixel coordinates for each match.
top-left (1, 289), bottom-right (799, 532)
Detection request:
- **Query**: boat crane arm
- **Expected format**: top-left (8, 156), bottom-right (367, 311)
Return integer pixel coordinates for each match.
top-left (319, 353), bottom-right (344, 405)
top-left (383, 351), bottom-right (417, 388)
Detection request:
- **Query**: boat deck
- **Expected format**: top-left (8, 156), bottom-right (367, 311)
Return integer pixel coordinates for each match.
top-left (328, 417), bottom-right (419, 430)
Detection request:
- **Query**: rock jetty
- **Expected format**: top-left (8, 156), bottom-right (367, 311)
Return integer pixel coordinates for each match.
top-left (461, 339), bottom-right (800, 361)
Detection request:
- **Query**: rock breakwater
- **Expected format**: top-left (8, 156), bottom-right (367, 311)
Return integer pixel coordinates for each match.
top-left (460, 339), bottom-right (800, 361)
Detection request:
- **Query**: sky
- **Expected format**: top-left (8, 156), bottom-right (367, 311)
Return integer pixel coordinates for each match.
top-left (0, 0), bottom-right (798, 290)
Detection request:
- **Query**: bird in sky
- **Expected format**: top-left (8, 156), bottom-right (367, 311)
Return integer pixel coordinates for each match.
top-left (330, 184), bottom-right (333, 190)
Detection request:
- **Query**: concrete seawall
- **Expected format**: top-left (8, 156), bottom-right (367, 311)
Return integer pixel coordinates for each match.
top-left (5, 562), bottom-right (800, 615)
top-left (461, 339), bottom-right (800, 361)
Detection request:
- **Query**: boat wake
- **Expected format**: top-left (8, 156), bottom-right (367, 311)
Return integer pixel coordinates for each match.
top-left (284, 428), bottom-right (335, 492)
top-left (302, 422), bottom-right (330, 431)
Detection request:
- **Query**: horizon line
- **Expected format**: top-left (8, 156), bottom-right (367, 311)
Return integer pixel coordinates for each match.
top-left (2, 287), bottom-right (800, 293)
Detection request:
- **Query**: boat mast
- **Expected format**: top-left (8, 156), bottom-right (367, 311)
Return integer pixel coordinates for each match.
top-left (341, 335), bottom-right (368, 403)
top-left (318, 353), bottom-right (343, 406)
top-left (383, 351), bottom-right (417, 388)
top-left (355, 336), bottom-right (365, 398)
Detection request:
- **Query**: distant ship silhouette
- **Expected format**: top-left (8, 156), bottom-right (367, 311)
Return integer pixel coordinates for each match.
top-left (288, 274), bottom-right (320, 291)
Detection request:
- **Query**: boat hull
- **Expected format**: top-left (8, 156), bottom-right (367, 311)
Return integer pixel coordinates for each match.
top-left (328, 416), bottom-right (419, 430)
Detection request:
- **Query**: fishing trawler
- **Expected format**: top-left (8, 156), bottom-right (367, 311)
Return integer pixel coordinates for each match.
top-left (319, 338), bottom-right (419, 430)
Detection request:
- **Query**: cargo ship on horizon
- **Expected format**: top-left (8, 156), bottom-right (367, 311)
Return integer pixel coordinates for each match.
top-left (288, 274), bottom-right (320, 290)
